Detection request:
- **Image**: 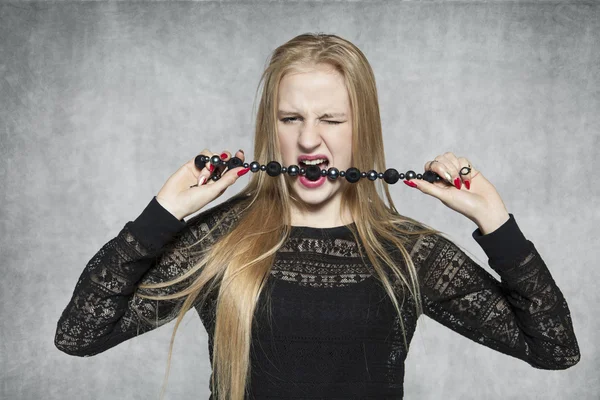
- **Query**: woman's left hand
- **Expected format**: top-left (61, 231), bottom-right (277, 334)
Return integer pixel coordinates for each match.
top-left (404, 152), bottom-right (509, 225)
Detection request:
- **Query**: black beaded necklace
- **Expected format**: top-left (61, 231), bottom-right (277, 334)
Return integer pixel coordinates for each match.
top-left (195, 154), bottom-right (455, 185)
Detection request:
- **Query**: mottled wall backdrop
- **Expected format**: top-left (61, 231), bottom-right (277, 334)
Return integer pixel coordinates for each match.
top-left (0, 1), bottom-right (597, 399)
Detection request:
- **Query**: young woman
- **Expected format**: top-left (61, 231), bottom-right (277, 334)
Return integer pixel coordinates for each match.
top-left (55, 33), bottom-right (580, 399)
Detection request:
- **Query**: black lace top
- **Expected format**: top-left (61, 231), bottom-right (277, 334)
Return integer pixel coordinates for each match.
top-left (54, 195), bottom-right (580, 399)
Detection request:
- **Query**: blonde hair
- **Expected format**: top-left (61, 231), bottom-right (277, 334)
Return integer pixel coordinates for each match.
top-left (137, 32), bottom-right (456, 400)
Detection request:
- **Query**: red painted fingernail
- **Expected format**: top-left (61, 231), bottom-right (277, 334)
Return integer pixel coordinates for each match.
top-left (237, 167), bottom-right (250, 177)
top-left (454, 177), bottom-right (461, 190)
top-left (403, 180), bottom-right (417, 188)
top-left (210, 164), bottom-right (215, 172)
top-left (465, 180), bottom-right (470, 190)
top-left (220, 153), bottom-right (227, 160)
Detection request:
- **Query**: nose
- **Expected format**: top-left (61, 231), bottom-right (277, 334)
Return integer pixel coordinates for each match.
top-left (297, 124), bottom-right (323, 149)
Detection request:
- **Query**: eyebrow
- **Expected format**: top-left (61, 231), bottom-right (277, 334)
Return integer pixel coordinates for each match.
top-left (277, 110), bottom-right (346, 118)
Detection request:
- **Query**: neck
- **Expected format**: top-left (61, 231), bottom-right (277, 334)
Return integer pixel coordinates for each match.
top-left (289, 201), bottom-right (353, 228)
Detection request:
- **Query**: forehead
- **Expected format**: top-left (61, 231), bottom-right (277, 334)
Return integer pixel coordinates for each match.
top-left (279, 68), bottom-right (344, 91)
top-left (277, 69), bottom-right (349, 116)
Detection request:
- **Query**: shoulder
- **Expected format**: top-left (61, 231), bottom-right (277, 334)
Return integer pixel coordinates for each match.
top-left (381, 214), bottom-right (452, 269)
top-left (386, 213), bottom-right (443, 247)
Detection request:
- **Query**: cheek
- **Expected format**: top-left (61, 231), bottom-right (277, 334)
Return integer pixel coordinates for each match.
top-left (277, 138), bottom-right (295, 162)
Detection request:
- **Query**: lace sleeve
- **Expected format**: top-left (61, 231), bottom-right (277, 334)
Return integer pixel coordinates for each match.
top-left (54, 195), bottom-right (243, 357)
top-left (414, 214), bottom-right (580, 370)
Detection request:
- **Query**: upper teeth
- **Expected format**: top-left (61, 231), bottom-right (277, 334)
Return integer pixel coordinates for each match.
top-left (301, 159), bottom-right (328, 165)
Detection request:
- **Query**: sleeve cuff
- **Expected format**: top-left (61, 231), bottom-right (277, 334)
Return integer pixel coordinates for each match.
top-left (128, 196), bottom-right (187, 252)
top-left (471, 213), bottom-right (531, 267)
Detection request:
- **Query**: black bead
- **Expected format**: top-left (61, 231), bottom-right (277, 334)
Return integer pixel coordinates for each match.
top-left (320, 169), bottom-right (327, 176)
top-left (210, 155), bottom-right (221, 166)
top-left (266, 161), bottom-right (282, 177)
top-left (383, 168), bottom-right (400, 184)
top-left (250, 161), bottom-right (261, 172)
top-left (282, 167), bottom-right (287, 173)
top-left (340, 171), bottom-right (346, 177)
top-left (194, 155), bottom-right (206, 170)
top-left (416, 173), bottom-right (422, 179)
top-left (299, 167), bottom-right (306, 175)
top-left (287, 165), bottom-right (300, 176)
top-left (367, 170), bottom-right (378, 181)
top-left (260, 165), bottom-right (266, 171)
top-left (378, 173), bottom-right (383, 179)
top-left (211, 174), bottom-right (220, 181)
top-left (227, 156), bottom-right (244, 170)
top-left (305, 165), bottom-right (322, 181)
top-left (243, 162), bottom-right (249, 168)
top-left (344, 167), bottom-right (361, 183)
top-left (327, 167), bottom-right (340, 180)
top-left (405, 170), bottom-right (417, 180)
top-left (422, 170), bottom-right (439, 184)
top-left (361, 172), bottom-right (367, 178)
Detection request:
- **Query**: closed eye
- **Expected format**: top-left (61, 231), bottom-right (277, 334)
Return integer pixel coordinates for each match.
top-left (280, 117), bottom-right (343, 125)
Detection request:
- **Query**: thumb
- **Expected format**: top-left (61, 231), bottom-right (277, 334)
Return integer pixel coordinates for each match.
top-left (406, 178), bottom-right (452, 201)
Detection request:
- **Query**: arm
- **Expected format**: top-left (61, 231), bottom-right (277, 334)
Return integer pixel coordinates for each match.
top-left (416, 214), bottom-right (580, 369)
top-left (54, 196), bottom-right (240, 357)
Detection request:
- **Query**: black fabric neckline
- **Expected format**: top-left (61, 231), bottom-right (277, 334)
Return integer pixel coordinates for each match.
top-left (289, 222), bottom-right (356, 238)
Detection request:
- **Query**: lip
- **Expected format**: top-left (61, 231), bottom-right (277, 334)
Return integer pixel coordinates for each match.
top-left (298, 174), bottom-right (326, 188)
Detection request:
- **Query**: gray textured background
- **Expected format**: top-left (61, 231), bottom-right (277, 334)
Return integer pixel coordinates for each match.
top-left (1, 1), bottom-right (598, 399)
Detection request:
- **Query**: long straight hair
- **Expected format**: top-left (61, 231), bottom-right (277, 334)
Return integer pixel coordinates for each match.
top-left (137, 33), bottom-right (460, 400)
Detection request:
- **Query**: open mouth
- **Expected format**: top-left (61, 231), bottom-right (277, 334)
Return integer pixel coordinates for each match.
top-left (298, 160), bottom-right (329, 170)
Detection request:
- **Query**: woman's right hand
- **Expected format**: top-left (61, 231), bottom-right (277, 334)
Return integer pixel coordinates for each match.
top-left (155, 149), bottom-right (250, 220)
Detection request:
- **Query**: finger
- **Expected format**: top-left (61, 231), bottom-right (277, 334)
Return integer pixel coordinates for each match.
top-left (456, 156), bottom-right (473, 189)
top-left (425, 158), bottom-right (453, 186)
top-left (443, 152), bottom-right (475, 190)
top-left (209, 150), bottom-right (230, 180)
top-left (236, 149), bottom-right (245, 164)
top-left (205, 159), bottom-right (249, 196)
top-left (208, 149), bottom-right (248, 184)
top-left (211, 150), bottom-right (235, 181)
top-left (458, 161), bottom-right (473, 180)
top-left (219, 150), bottom-right (231, 164)
top-left (441, 152), bottom-right (463, 189)
top-left (204, 151), bottom-right (230, 185)
top-left (405, 173), bottom-right (452, 203)
top-left (221, 149), bottom-right (245, 176)
top-left (193, 149), bottom-right (215, 186)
